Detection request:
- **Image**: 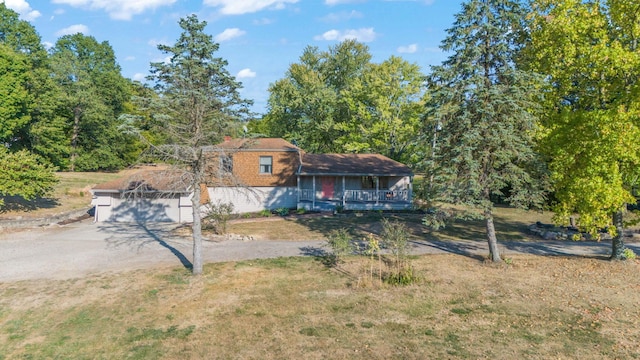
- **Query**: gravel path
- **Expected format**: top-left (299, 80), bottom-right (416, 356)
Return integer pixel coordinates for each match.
top-left (0, 219), bottom-right (637, 282)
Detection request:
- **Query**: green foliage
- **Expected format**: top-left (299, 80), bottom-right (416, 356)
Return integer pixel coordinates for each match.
top-left (425, 0), bottom-right (547, 261)
top-left (0, 44), bottom-right (32, 145)
top-left (524, 0), bottom-right (640, 241)
top-left (0, 147), bottom-right (58, 208)
top-left (202, 201), bottom-right (235, 235)
top-left (259, 209), bottom-right (272, 217)
top-left (622, 248), bottom-right (636, 261)
top-left (263, 40), bottom-right (424, 162)
top-left (325, 228), bottom-right (354, 266)
top-left (380, 218), bottom-right (418, 285)
top-left (274, 207), bottom-right (290, 216)
top-left (49, 33), bottom-right (136, 171)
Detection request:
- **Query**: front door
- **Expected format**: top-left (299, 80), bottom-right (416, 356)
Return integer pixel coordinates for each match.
top-left (320, 176), bottom-right (335, 199)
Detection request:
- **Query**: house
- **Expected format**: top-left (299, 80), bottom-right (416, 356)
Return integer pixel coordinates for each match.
top-left (91, 138), bottom-right (413, 222)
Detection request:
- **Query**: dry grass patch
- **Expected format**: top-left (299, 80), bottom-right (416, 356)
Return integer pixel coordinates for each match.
top-left (1, 255), bottom-right (639, 359)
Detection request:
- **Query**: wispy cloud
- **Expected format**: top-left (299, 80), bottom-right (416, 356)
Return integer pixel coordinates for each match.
top-left (214, 28), bottom-right (246, 42)
top-left (4, 0), bottom-right (41, 21)
top-left (314, 27), bottom-right (377, 42)
top-left (397, 43), bottom-right (418, 54)
top-left (236, 68), bottom-right (256, 78)
top-left (51, 0), bottom-right (176, 20)
top-left (325, 0), bottom-right (365, 5)
top-left (320, 10), bottom-right (362, 22)
top-left (55, 24), bottom-right (90, 36)
top-left (204, 0), bottom-right (298, 15)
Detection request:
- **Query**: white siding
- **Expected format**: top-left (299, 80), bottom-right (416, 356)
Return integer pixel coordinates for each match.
top-left (207, 187), bottom-right (297, 213)
top-left (93, 192), bottom-right (192, 222)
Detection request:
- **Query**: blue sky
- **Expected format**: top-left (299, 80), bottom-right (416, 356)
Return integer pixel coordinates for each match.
top-left (4, 0), bottom-right (462, 114)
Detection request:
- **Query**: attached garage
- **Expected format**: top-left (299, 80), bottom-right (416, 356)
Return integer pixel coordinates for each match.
top-left (91, 170), bottom-right (194, 223)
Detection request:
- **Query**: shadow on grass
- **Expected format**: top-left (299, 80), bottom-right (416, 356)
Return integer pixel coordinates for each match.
top-left (0, 195), bottom-right (60, 213)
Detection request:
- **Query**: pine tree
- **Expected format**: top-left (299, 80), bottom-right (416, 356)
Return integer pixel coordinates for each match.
top-left (122, 15), bottom-right (251, 275)
top-left (425, 0), bottom-right (546, 262)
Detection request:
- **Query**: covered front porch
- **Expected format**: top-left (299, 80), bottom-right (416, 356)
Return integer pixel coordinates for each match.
top-left (297, 175), bottom-right (412, 211)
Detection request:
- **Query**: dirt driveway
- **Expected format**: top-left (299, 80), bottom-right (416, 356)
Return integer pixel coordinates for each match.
top-left (0, 219), bottom-right (637, 282)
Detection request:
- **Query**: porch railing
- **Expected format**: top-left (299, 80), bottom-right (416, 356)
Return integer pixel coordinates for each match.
top-left (299, 189), bottom-right (409, 202)
top-left (344, 190), bottom-right (409, 202)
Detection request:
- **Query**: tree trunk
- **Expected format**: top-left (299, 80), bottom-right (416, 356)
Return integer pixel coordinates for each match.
top-left (70, 106), bottom-right (81, 172)
top-left (191, 179), bottom-right (203, 275)
top-left (610, 210), bottom-right (625, 260)
top-left (485, 209), bottom-right (502, 262)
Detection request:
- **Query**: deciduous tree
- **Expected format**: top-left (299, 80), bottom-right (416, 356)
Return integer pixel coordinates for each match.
top-left (0, 147), bottom-right (57, 209)
top-left (523, 0), bottom-right (640, 259)
top-left (425, 0), bottom-right (546, 262)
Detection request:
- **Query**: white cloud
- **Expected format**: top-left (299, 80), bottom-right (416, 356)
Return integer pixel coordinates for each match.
top-left (314, 27), bottom-right (376, 42)
top-left (132, 73), bottom-right (146, 82)
top-left (43, 41), bottom-right (54, 49)
top-left (321, 10), bottom-right (362, 22)
top-left (236, 68), bottom-right (256, 78)
top-left (214, 28), bottom-right (246, 42)
top-left (324, 0), bottom-right (365, 5)
top-left (124, 56), bottom-right (136, 61)
top-left (51, 0), bottom-right (176, 20)
top-left (397, 43), bottom-right (418, 54)
top-left (204, 0), bottom-right (298, 15)
top-left (55, 24), bottom-right (90, 36)
top-left (3, 0), bottom-right (41, 21)
top-left (253, 17), bottom-right (274, 25)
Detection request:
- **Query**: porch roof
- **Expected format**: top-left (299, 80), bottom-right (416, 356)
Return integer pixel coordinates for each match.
top-left (298, 153), bottom-right (412, 177)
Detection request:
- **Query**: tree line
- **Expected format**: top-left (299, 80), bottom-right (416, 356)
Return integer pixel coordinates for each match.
top-left (1, 0), bottom-right (639, 263)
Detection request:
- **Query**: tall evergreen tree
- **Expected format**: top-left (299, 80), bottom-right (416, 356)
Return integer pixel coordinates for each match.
top-left (523, 0), bottom-right (640, 259)
top-left (122, 15), bottom-right (251, 275)
top-left (425, 0), bottom-right (546, 262)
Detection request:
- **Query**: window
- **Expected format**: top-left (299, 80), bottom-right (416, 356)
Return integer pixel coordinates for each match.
top-left (259, 156), bottom-right (272, 174)
top-left (221, 155), bottom-right (233, 173)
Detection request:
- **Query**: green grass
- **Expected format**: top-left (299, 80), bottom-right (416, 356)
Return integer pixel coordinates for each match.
top-left (1, 255), bottom-right (638, 359)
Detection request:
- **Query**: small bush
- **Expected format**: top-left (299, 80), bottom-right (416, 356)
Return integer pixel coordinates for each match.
top-left (325, 228), bottom-right (353, 266)
top-left (623, 248), bottom-right (637, 260)
top-left (381, 218), bottom-right (418, 285)
top-left (296, 208), bottom-right (306, 215)
top-left (202, 201), bottom-right (234, 235)
top-left (274, 207), bottom-right (290, 216)
top-left (259, 209), bottom-right (272, 217)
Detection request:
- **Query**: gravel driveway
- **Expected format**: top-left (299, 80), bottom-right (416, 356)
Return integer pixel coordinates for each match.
top-left (0, 219), bottom-right (637, 282)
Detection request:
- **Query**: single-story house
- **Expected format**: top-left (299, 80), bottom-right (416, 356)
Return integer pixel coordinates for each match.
top-left (91, 138), bottom-right (413, 222)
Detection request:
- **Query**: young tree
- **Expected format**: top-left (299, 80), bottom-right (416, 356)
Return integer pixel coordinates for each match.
top-left (122, 15), bottom-right (251, 275)
top-left (523, 0), bottom-right (640, 259)
top-left (425, 0), bottom-right (546, 262)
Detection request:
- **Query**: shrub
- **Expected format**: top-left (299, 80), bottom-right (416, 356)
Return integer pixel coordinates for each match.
top-left (623, 248), bottom-right (637, 260)
top-left (380, 218), bottom-right (419, 285)
top-left (274, 207), bottom-right (290, 216)
top-left (325, 228), bottom-right (353, 267)
top-left (259, 209), bottom-right (272, 217)
top-left (202, 201), bottom-right (234, 234)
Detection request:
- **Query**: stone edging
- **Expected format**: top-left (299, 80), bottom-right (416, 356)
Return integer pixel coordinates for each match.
top-left (0, 207), bottom-right (93, 229)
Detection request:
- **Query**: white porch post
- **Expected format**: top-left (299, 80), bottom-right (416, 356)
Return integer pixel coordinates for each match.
top-left (297, 175), bottom-right (300, 205)
top-left (342, 176), bottom-right (346, 208)
top-left (312, 176), bottom-right (316, 210)
top-left (376, 176), bottom-right (379, 206)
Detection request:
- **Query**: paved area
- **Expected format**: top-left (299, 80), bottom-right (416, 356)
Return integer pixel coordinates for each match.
top-left (0, 219), bottom-right (637, 282)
